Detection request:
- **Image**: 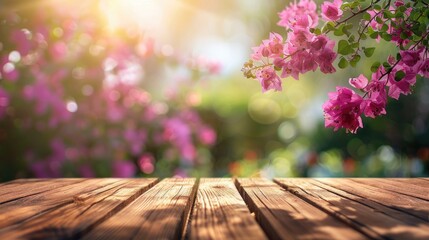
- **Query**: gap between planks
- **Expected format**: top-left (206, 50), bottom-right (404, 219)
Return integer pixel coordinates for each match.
top-left (0, 178), bottom-right (159, 239)
top-left (2, 178), bottom-right (428, 240)
top-left (83, 178), bottom-right (199, 239)
top-left (274, 178), bottom-right (429, 240)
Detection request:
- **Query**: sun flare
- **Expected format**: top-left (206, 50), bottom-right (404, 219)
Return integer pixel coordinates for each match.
top-left (99, 0), bottom-right (166, 34)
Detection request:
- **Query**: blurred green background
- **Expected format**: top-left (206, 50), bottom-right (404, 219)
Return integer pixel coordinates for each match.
top-left (0, 0), bottom-right (428, 181)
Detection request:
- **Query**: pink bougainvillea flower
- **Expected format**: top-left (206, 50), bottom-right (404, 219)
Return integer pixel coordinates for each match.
top-left (349, 74), bottom-right (368, 89)
top-left (310, 35), bottom-right (329, 52)
top-left (400, 49), bottom-right (422, 67)
top-left (323, 87), bottom-right (363, 133)
top-left (321, 0), bottom-right (343, 21)
top-left (287, 27), bottom-right (313, 49)
top-left (315, 38), bottom-right (337, 74)
top-left (385, 63), bottom-right (418, 100)
top-left (256, 67), bottom-right (282, 92)
top-left (265, 32), bottom-right (284, 57)
top-left (419, 58), bottom-right (429, 78)
top-left (278, 0), bottom-right (318, 29)
top-left (281, 61), bottom-right (301, 80)
top-left (361, 94), bottom-right (387, 118)
top-left (251, 44), bottom-right (269, 61)
top-left (251, 33), bottom-right (284, 60)
top-left (361, 79), bottom-right (387, 118)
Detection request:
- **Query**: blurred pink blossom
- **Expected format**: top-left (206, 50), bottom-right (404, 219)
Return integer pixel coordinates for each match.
top-left (112, 161), bottom-right (136, 178)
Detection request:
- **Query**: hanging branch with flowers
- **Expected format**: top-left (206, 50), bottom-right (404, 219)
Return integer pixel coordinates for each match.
top-left (242, 0), bottom-right (429, 133)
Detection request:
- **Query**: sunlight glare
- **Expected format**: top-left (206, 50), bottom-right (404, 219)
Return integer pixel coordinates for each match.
top-left (100, 0), bottom-right (166, 34)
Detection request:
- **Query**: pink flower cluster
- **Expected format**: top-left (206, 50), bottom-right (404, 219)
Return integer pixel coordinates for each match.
top-left (250, 0), bottom-right (339, 92)
top-left (0, 2), bottom-right (218, 178)
top-left (246, 0), bottom-right (429, 134)
top-left (324, 47), bottom-right (428, 133)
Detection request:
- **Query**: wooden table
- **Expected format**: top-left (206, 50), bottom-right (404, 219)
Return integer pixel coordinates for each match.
top-left (0, 178), bottom-right (428, 239)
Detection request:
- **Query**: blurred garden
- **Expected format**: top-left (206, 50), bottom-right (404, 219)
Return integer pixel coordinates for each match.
top-left (0, 0), bottom-right (428, 182)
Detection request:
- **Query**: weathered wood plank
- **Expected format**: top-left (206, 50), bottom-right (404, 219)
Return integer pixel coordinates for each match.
top-left (275, 178), bottom-right (429, 240)
top-left (191, 178), bottom-right (266, 240)
top-left (316, 178), bottom-right (429, 221)
top-left (0, 178), bottom-right (157, 239)
top-left (83, 178), bottom-right (197, 240)
top-left (382, 178), bottom-right (429, 188)
top-left (0, 178), bottom-right (84, 204)
top-left (236, 178), bottom-right (366, 240)
top-left (0, 178), bottom-right (123, 228)
top-left (351, 178), bottom-right (429, 201)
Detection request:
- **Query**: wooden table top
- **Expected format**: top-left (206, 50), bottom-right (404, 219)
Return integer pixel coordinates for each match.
top-left (0, 178), bottom-right (428, 239)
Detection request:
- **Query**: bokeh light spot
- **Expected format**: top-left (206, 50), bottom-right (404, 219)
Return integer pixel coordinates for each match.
top-left (66, 101), bottom-right (78, 113)
top-left (9, 51), bottom-right (21, 63)
top-left (278, 121), bottom-right (297, 142)
top-left (248, 97), bottom-right (281, 124)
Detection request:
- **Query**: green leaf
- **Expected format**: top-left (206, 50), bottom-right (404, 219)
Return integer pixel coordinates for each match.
top-left (350, 55), bottom-right (361, 67)
top-left (338, 40), bottom-right (353, 55)
top-left (374, 5), bottom-right (382, 11)
top-left (334, 27), bottom-right (345, 36)
top-left (381, 24), bottom-right (389, 32)
top-left (341, 2), bottom-right (351, 10)
top-left (350, 42), bottom-right (359, 49)
top-left (395, 11), bottom-right (404, 18)
top-left (327, 21), bottom-right (336, 30)
top-left (397, 6), bottom-right (406, 13)
top-left (381, 32), bottom-right (392, 41)
top-left (411, 23), bottom-right (422, 35)
top-left (376, 16), bottom-right (384, 24)
top-left (383, 10), bottom-right (395, 19)
top-left (395, 70), bottom-right (405, 81)
top-left (313, 28), bottom-right (321, 35)
top-left (371, 61), bottom-right (381, 72)
top-left (383, 61), bottom-right (391, 68)
top-left (338, 57), bottom-right (348, 69)
top-left (344, 23), bottom-right (353, 30)
top-left (350, 1), bottom-right (360, 8)
top-left (370, 32), bottom-right (379, 39)
top-left (363, 12), bottom-right (371, 21)
top-left (363, 47), bottom-right (375, 57)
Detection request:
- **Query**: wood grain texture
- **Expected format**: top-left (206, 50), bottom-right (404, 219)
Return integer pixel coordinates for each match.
top-left (275, 178), bottom-right (429, 240)
top-left (0, 178), bottom-right (122, 228)
top-left (316, 178), bottom-right (429, 221)
top-left (83, 178), bottom-right (197, 240)
top-left (1, 178), bottom-right (428, 240)
top-left (236, 178), bottom-right (366, 240)
top-left (382, 178), bottom-right (429, 188)
top-left (190, 178), bottom-right (266, 240)
top-left (0, 178), bottom-right (157, 239)
top-left (0, 178), bottom-right (84, 204)
top-left (351, 178), bottom-right (429, 201)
